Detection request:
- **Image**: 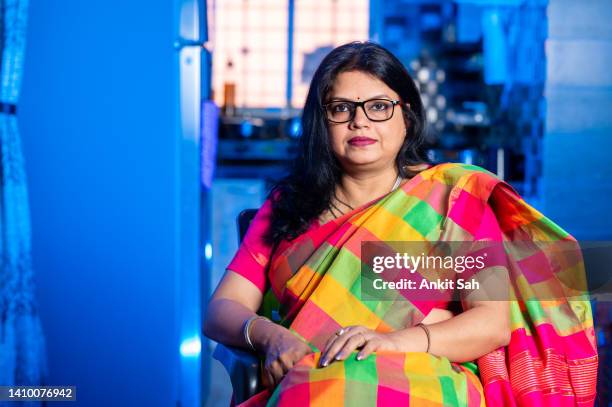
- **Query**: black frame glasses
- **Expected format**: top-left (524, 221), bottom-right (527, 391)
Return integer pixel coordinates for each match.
top-left (322, 98), bottom-right (401, 123)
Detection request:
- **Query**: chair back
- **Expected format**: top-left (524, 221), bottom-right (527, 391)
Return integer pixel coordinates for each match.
top-left (237, 209), bottom-right (258, 243)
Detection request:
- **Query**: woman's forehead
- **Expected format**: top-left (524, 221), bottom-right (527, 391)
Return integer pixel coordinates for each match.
top-left (329, 71), bottom-right (399, 100)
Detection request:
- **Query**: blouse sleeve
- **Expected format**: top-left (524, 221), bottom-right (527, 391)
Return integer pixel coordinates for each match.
top-left (473, 203), bottom-right (503, 241)
top-left (226, 198), bottom-right (274, 294)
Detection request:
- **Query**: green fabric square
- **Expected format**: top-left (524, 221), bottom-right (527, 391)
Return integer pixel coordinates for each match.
top-left (403, 200), bottom-right (443, 237)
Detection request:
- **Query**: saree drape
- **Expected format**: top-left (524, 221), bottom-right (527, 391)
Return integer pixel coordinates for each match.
top-left (230, 162), bottom-right (597, 407)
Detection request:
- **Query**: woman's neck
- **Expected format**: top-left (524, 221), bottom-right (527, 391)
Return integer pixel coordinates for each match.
top-left (335, 167), bottom-right (400, 210)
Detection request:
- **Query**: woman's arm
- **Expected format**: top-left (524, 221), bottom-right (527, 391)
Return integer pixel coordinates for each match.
top-left (203, 271), bottom-right (312, 388)
top-left (320, 299), bottom-right (510, 366)
top-left (203, 270), bottom-right (264, 348)
top-left (203, 198), bottom-right (279, 349)
top-left (387, 300), bottom-right (510, 362)
top-left (203, 270), bottom-right (296, 353)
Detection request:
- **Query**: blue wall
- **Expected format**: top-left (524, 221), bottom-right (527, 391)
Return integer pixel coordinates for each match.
top-left (543, 0), bottom-right (612, 240)
top-left (19, 0), bottom-right (179, 406)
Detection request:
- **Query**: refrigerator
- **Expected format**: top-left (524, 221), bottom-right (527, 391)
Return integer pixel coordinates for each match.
top-left (174, 0), bottom-right (217, 405)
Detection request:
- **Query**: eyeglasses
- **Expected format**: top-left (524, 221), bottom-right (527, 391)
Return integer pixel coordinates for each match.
top-left (322, 98), bottom-right (401, 123)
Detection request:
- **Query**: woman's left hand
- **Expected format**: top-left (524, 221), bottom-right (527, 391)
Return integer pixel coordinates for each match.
top-left (319, 325), bottom-right (397, 367)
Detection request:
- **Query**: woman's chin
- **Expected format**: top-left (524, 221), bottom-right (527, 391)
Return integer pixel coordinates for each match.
top-left (342, 157), bottom-right (388, 170)
top-left (338, 149), bottom-right (381, 162)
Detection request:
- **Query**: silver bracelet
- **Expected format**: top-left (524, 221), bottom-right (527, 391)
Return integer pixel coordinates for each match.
top-left (243, 315), bottom-right (270, 351)
top-left (416, 323), bottom-right (431, 353)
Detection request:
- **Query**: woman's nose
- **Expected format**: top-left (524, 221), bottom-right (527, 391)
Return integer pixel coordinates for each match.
top-left (350, 105), bottom-right (370, 128)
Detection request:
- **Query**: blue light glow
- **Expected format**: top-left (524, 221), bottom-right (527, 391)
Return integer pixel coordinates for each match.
top-left (240, 120), bottom-right (253, 138)
top-left (289, 118), bottom-right (301, 138)
top-left (180, 336), bottom-right (202, 358)
top-left (204, 242), bottom-right (212, 260)
top-left (459, 149), bottom-right (474, 165)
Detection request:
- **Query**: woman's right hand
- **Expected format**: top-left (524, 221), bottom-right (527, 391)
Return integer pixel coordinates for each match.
top-left (252, 319), bottom-right (313, 389)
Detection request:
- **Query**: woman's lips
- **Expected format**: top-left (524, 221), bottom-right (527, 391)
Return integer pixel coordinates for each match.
top-left (348, 137), bottom-right (377, 146)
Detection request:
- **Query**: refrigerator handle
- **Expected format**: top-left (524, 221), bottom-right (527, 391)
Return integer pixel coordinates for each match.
top-left (173, 38), bottom-right (205, 50)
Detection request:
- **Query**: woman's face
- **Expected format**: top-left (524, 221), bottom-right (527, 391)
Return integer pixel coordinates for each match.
top-left (325, 70), bottom-right (408, 173)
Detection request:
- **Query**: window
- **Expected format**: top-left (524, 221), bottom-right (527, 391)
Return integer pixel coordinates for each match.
top-left (207, 0), bottom-right (369, 109)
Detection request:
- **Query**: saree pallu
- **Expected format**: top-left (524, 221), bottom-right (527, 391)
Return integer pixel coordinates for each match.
top-left (236, 163), bottom-right (598, 407)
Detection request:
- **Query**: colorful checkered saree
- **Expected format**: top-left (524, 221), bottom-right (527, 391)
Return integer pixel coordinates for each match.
top-left (239, 163), bottom-right (598, 406)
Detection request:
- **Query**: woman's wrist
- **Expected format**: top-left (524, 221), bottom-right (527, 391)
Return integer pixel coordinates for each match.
top-left (249, 316), bottom-right (280, 352)
top-left (387, 326), bottom-right (429, 353)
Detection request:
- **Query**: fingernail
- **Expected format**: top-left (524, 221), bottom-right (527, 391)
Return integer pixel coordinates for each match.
top-left (322, 360), bottom-right (328, 367)
top-left (335, 354), bottom-right (343, 360)
top-left (356, 354), bottom-right (363, 360)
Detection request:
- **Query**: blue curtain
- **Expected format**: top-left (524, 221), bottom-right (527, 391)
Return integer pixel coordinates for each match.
top-left (0, 0), bottom-right (47, 393)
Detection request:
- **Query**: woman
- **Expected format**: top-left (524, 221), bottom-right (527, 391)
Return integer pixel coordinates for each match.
top-left (204, 42), bottom-right (598, 406)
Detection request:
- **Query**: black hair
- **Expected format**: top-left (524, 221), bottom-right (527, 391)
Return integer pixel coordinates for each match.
top-left (265, 41), bottom-right (429, 246)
